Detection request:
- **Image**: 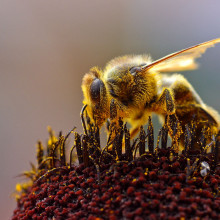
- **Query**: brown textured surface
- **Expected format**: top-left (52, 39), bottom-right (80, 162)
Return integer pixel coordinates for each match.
top-left (12, 150), bottom-right (220, 219)
top-left (12, 117), bottom-right (220, 219)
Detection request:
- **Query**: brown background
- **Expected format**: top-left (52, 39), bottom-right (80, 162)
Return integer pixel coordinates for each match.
top-left (1, 1), bottom-right (220, 219)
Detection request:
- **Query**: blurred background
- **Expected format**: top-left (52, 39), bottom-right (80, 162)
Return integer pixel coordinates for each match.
top-left (1, 1), bottom-right (220, 218)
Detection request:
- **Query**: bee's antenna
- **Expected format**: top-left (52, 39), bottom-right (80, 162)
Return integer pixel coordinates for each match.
top-left (81, 105), bottom-right (88, 136)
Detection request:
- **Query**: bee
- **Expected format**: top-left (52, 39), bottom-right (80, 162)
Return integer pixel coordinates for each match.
top-left (82, 39), bottom-right (220, 152)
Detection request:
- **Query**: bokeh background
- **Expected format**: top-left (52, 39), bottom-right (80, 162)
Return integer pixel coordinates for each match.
top-left (1, 1), bottom-right (220, 219)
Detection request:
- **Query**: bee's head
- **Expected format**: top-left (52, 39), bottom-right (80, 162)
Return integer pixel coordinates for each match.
top-left (81, 67), bottom-right (109, 126)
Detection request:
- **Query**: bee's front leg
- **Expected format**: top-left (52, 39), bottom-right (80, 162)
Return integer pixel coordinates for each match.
top-left (110, 99), bottom-right (117, 120)
top-left (106, 99), bottom-right (118, 131)
top-left (106, 99), bottom-right (119, 139)
top-left (155, 88), bottom-right (175, 115)
top-left (106, 99), bottom-right (124, 151)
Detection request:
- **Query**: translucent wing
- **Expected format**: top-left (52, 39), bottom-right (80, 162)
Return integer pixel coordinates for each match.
top-left (143, 38), bottom-right (220, 73)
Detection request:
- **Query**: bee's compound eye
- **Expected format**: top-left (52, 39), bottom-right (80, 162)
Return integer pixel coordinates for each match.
top-left (90, 78), bottom-right (103, 102)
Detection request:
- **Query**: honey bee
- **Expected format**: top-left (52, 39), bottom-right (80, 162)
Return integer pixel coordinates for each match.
top-left (82, 39), bottom-right (220, 152)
